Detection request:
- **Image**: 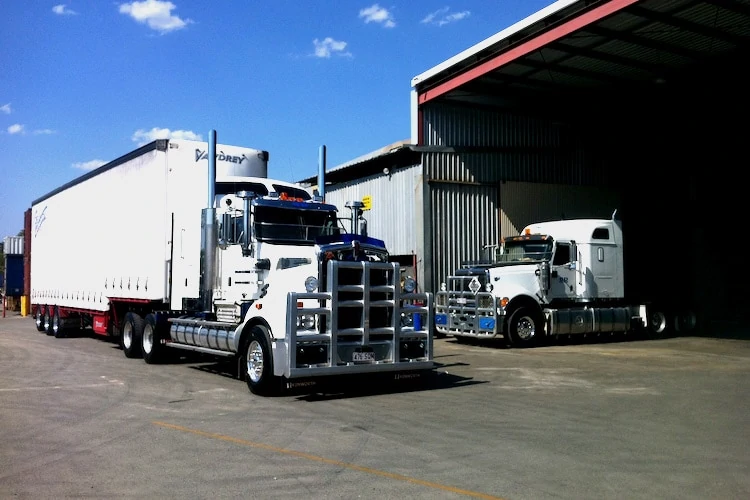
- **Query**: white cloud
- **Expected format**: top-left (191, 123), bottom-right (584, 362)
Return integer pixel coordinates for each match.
top-left (7, 124), bottom-right (24, 134)
top-left (421, 7), bottom-right (470, 26)
top-left (1, 103), bottom-right (11, 114)
top-left (131, 127), bottom-right (202, 145)
top-left (52, 4), bottom-right (78, 15)
top-left (33, 129), bottom-right (56, 135)
top-left (313, 37), bottom-right (351, 58)
top-left (119, 0), bottom-right (193, 34)
top-left (72, 159), bottom-right (107, 171)
top-left (359, 4), bottom-right (395, 28)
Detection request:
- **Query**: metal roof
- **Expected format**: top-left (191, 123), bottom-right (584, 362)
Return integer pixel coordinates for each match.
top-left (412, 0), bottom-right (750, 107)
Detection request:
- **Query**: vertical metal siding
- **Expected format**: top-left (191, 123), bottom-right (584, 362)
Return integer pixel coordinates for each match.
top-left (3, 236), bottom-right (24, 255)
top-left (421, 104), bottom-right (612, 186)
top-left (324, 165), bottom-right (420, 257)
top-left (428, 181), bottom-right (498, 293)
top-left (499, 181), bottom-right (622, 238)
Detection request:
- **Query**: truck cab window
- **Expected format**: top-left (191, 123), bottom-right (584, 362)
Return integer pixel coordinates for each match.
top-left (553, 244), bottom-right (571, 265)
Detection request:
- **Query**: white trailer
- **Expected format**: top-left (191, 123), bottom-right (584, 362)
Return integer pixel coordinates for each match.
top-left (435, 211), bottom-right (696, 346)
top-left (28, 133), bottom-right (434, 395)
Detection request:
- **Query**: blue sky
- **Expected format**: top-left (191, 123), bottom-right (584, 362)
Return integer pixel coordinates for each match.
top-left (1, 0), bottom-right (552, 238)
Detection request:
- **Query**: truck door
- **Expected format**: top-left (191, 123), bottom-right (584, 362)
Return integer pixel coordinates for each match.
top-left (549, 242), bottom-right (577, 300)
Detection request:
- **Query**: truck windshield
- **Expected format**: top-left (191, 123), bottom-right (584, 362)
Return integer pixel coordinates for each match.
top-left (497, 240), bottom-right (553, 262)
top-left (254, 206), bottom-right (340, 245)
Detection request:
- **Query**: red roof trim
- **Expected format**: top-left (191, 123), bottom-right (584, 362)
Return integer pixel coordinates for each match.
top-left (417, 0), bottom-right (641, 105)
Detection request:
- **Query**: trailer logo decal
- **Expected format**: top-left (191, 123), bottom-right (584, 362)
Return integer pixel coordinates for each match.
top-left (33, 206), bottom-right (47, 236)
top-left (194, 149), bottom-right (249, 165)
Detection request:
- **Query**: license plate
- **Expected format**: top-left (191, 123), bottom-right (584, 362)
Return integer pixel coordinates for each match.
top-left (353, 351), bottom-right (375, 362)
top-left (456, 298), bottom-right (467, 304)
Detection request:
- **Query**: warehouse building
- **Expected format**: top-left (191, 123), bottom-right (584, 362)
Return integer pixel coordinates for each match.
top-left (300, 0), bottom-right (747, 335)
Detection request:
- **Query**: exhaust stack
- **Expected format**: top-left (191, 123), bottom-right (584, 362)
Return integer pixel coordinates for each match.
top-left (318, 145), bottom-right (326, 201)
top-left (199, 129), bottom-right (218, 313)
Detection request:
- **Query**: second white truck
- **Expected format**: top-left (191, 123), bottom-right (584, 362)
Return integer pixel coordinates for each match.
top-left (435, 211), bottom-right (695, 346)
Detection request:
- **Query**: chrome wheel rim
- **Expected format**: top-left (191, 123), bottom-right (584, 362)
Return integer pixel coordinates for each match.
top-left (517, 316), bottom-right (536, 340)
top-left (143, 324), bottom-right (154, 354)
top-left (247, 340), bottom-right (264, 383)
top-left (123, 322), bottom-right (133, 350)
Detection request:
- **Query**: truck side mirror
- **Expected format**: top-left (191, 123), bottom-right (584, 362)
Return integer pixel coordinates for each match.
top-left (568, 241), bottom-right (578, 270)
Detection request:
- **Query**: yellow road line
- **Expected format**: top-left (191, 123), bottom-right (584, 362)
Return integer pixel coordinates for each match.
top-left (153, 421), bottom-right (505, 500)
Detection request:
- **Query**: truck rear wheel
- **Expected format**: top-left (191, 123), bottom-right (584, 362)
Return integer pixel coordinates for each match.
top-left (243, 326), bottom-right (281, 396)
top-left (34, 306), bottom-right (46, 332)
top-left (43, 306), bottom-right (54, 336)
top-left (52, 307), bottom-right (64, 338)
top-left (121, 312), bottom-right (144, 359)
top-left (142, 313), bottom-right (166, 364)
top-left (508, 306), bottom-right (543, 347)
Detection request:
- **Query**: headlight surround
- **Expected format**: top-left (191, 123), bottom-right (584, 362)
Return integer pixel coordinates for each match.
top-left (478, 295), bottom-right (494, 309)
top-left (403, 276), bottom-right (416, 293)
top-left (304, 276), bottom-right (319, 292)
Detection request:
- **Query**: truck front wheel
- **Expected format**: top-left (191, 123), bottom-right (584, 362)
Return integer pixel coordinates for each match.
top-left (507, 306), bottom-right (544, 347)
top-left (121, 312), bottom-right (144, 359)
top-left (243, 326), bottom-right (281, 396)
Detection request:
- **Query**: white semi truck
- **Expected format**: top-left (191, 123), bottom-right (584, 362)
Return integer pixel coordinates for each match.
top-left (27, 131), bottom-right (433, 395)
top-left (434, 211), bottom-right (694, 346)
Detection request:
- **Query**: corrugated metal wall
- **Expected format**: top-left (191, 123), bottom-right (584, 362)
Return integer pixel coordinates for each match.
top-left (421, 104), bottom-right (613, 185)
top-left (428, 180), bottom-right (497, 292)
top-left (420, 105), bottom-right (616, 292)
top-left (3, 236), bottom-right (24, 255)
top-left (324, 164), bottom-right (422, 257)
top-left (499, 181), bottom-right (622, 238)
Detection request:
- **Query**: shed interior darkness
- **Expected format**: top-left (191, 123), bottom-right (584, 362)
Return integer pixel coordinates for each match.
top-left (415, 0), bottom-right (748, 334)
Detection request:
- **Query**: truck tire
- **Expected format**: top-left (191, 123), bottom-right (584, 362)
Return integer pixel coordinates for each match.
top-left (142, 313), bottom-right (166, 364)
top-left (43, 306), bottom-right (54, 336)
top-left (507, 306), bottom-right (543, 348)
top-left (647, 311), bottom-right (667, 335)
top-left (34, 306), bottom-right (46, 332)
top-left (121, 312), bottom-right (144, 359)
top-left (243, 326), bottom-right (282, 396)
top-left (52, 307), bottom-right (64, 338)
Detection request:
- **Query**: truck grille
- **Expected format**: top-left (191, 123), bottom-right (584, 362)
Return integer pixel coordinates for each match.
top-left (435, 269), bottom-right (499, 338)
top-left (285, 260), bottom-right (434, 378)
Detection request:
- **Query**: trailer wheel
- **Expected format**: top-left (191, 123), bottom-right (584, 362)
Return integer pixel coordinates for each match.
top-left (142, 313), bottom-right (165, 364)
top-left (34, 306), bottom-right (46, 332)
top-left (243, 326), bottom-right (281, 396)
top-left (121, 312), bottom-right (144, 359)
top-left (52, 307), bottom-right (64, 338)
top-left (507, 306), bottom-right (543, 347)
top-left (43, 306), bottom-right (54, 336)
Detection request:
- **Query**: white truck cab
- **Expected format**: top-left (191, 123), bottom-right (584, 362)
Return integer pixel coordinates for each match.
top-left (435, 212), bottom-right (663, 346)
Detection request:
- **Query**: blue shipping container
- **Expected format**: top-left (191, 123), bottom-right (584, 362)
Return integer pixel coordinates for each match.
top-left (3, 254), bottom-right (24, 296)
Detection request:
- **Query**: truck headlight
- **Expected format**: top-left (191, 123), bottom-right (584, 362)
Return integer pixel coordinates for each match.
top-left (403, 277), bottom-right (416, 293)
top-left (298, 314), bottom-right (316, 329)
top-left (304, 276), bottom-right (318, 292)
